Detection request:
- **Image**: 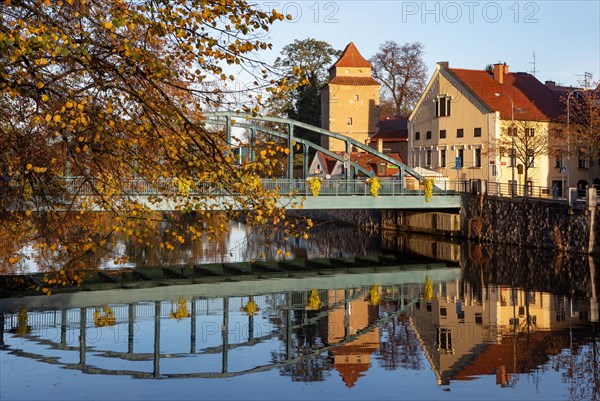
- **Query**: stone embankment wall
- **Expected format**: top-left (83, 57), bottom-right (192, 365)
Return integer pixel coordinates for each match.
top-left (461, 194), bottom-right (599, 254)
top-left (291, 193), bottom-right (600, 254)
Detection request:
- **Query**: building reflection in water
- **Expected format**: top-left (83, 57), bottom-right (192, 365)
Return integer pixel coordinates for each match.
top-left (1, 244), bottom-right (599, 396)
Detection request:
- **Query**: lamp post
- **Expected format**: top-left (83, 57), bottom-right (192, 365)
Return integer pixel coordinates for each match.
top-left (566, 89), bottom-right (586, 191)
top-left (495, 93), bottom-right (516, 197)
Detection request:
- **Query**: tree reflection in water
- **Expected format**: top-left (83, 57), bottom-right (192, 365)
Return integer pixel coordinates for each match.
top-left (1, 226), bottom-right (599, 399)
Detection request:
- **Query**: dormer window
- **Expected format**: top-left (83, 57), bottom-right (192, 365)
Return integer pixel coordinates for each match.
top-left (435, 95), bottom-right (452, 117)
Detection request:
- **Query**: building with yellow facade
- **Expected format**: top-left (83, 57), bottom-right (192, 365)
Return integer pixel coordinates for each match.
top-left (409, 62), bottom-right (590, 194)
top-left (320, 43), bottom-right (380, 152)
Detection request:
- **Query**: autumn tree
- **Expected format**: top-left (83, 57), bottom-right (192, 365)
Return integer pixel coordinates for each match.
top-left (496, 119), bottom-right (550, 196)
top-left (0, 0), bottom-right (304, 282)
top-left (272, 38), bottom-right (340, 144)
top-left (370, 41), bottom-right (427, 116)
top-left (563, 84), bottom-right (600, 183)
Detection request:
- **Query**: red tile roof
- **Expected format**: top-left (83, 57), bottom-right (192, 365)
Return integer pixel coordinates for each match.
top-left (334, 363), bottom-right (370, 388)
top-left (331, 42), bottom-right (372, 69)
top-left (379, 115), bottom-right (409, 130)
top-left (350, 152), bottom-right (404, 177)
top-left (448, 68), bottom-right (565, 122)
top-left (369, 130), bottom-right (408, 141)
top-left (370, 115), bottom-right (409, 141)
top-left (328, 76), bottom-right (380, 86)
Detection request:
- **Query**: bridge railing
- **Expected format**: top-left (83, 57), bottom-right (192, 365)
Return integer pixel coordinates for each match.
top-left (33, 176), bottom-right (459, 199)
top-left (452, 180), bottom-right (598, 206)
top-left (262, 179), bottom-right (457, 197)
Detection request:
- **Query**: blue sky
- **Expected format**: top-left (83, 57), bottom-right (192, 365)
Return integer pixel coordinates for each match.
top-left (251, 0), bottom-right (600, 87)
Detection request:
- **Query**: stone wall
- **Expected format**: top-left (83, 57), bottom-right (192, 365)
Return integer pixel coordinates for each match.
top-left (461, 194), bottom-right (600, 254)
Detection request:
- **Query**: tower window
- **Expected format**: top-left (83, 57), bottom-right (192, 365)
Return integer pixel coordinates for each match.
top-left (347, 117), bottom-right (353, 126)
top-left (354, 94), bottom-right (360, 101)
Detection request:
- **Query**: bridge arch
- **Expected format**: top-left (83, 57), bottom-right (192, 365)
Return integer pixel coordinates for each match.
top-left (203, 112), bottom-right (424, 182)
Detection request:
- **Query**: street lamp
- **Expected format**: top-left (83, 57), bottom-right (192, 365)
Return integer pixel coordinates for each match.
top-left (495, 93), bottom-right (516, 197)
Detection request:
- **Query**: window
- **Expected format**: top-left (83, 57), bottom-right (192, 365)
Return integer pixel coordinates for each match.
top-left (474, 148), bottom-right (482, 167)
top-left (457, 149), bottom-right (464, 165)
top-left (415, 131), bottom-right (420, 141)
top-left (440, 129), bottom-right (446, 139)
top-left (457, 128), bottom-right (464, 138)
top-left (474, 127), bottom-right (481, 137)
top-left (440, 307), bottom-right (447, 317)
top-left (555, 156), bottom-right (562, 168)
top-left (435, 95), bottom-right (452, 117)
top-left (426, 150), bottom-right (432, 167)
top-left (509, 149), bottom-right (516, 167)
top-left (440, 149), bottom-right (446, 167)
top-left (347, 117), bottom-right (353, 126)
top-left (436, 328), bottom-right (453, 351)
top-left (509, 126), bottom-right (517, 136)
top-left (426, 131), bottom-right (432, 140)
top-left (475, 313), bottom-right (483, 325)
top-left (354, 94), bottom-right (360, 101)
top-left (525, 128), bottom-right (535, 137)
top-left (578, 149), bottom-right (588, 168)
top-left (526, 149), bottom-right (534, 166)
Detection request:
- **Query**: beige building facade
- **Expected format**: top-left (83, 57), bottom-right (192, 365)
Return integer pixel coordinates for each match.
top-left (409, 62), bottom-right (589, 194)
top-left (321, 43), bottom-right (380, 152)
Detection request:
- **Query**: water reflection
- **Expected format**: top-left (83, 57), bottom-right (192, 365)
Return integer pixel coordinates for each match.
top-left (2, 255), bottom-right (599, 400)
top-left (6, 214), bottom-right (380, 274)
top-left (2, 229), bottom-right (600, 400)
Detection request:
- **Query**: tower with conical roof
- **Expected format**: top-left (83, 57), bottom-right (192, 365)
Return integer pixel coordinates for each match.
top-left (320, 43), bottom-right (380, 152)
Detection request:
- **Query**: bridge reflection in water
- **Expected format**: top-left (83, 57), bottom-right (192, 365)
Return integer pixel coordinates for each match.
top-left (1, 266), bottom-right (459, 381)
top-left (2, 254), bottom-right (599, 394)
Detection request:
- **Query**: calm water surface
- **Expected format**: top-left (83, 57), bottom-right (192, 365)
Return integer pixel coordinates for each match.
top-left (1, 221), bottom-right (599, 401)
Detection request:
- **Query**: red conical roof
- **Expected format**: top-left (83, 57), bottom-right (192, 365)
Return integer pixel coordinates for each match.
top-left (331, 42), bottom-right (372, 69)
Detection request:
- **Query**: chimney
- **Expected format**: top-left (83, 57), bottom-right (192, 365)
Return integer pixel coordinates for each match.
top-left (493, 63), bottom-right (505, 84)
top-left (377, 138), bottom-right (383, 153)
top-left (437, 61), bottom-right (449, 69)
top-left (545, 80), bottom-right (556, 87)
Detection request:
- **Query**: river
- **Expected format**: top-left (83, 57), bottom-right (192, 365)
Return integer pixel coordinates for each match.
top-left (1, 216), bottom-right (599, 401)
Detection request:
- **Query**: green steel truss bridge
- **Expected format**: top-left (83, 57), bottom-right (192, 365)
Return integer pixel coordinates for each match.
top-left (10, 112), bottom-right (462, 211)
top-left (198, 112), bottom-right (461, 210)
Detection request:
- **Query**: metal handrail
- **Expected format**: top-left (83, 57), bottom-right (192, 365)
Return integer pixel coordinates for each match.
top-left (47, 177), bottom-right (459, 198)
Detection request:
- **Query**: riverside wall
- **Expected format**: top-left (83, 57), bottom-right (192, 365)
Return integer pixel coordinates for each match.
top-left (292, 193), bottom-right (600, 254)
top-left (460, 193), bottom-right (600, 254)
